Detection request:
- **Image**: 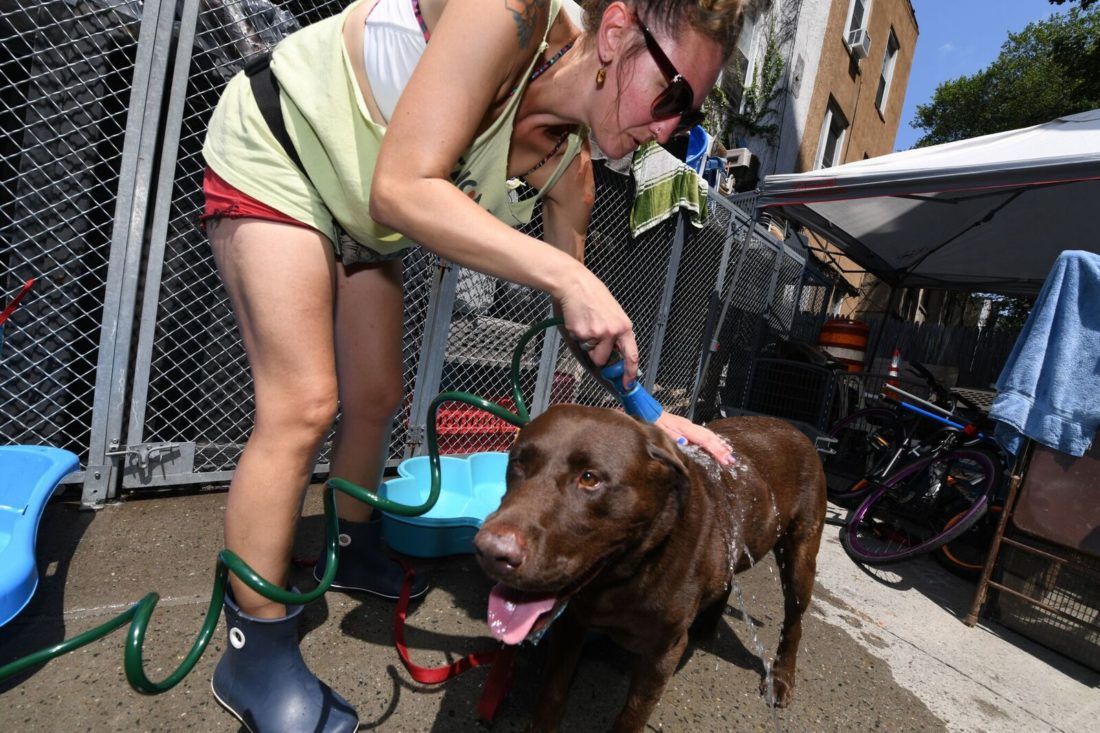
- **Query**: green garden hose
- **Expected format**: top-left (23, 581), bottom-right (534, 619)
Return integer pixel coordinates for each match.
top-left (0, 317), bottom-right (563, 691)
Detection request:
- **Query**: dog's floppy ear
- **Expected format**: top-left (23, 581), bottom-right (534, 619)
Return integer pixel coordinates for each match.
top-left (643, 427), bottom-right (690, 490)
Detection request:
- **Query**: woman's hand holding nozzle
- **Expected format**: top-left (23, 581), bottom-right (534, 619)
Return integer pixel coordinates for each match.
top-left (599, 360), bottom-right (664, 424)
top-left (553, 261), bottom-right (639, 388)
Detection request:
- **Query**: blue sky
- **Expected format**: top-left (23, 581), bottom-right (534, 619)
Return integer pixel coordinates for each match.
top-left (894, 0), bottom-right (1068, 150)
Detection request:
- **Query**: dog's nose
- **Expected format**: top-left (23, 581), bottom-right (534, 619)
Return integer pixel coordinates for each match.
top-left (474, 528), bottom-right (526, 572)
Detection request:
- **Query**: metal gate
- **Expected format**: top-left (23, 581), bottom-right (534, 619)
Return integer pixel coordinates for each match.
top-left (1, 0), bottom-right (186, 505)
top-left (0, 0), bottom-right (829, 507)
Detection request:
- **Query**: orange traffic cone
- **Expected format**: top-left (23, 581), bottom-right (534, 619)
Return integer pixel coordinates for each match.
top-left (886, 348), bottom-right (901, 387)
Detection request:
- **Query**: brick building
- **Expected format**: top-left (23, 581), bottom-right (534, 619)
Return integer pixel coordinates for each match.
top-left (723, 0), bottom-right (919, 311)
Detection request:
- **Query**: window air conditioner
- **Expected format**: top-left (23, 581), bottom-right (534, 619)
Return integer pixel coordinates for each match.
top-left (721, 148), bottom-right (759, 194)
top-left (846, 28), bottom-right (872, 59)
top-left (724, 147), bottom-right (754, 170)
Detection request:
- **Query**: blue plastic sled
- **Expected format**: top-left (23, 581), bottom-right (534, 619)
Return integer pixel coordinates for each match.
top-left (0, 445), bottom-right (79, 627)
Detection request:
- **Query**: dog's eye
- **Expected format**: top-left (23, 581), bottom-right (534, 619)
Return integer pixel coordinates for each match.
top-left (578, 470), bottom-right (602, 490)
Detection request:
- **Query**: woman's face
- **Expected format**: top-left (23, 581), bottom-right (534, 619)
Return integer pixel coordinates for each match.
top-left (592, 20), bottom-right (725, 160)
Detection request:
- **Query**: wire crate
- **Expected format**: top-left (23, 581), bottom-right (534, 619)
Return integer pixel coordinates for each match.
top-left (990, 533), bottom-right (1100, 672)
top-left (974, 440), bottom-right (1100, 672)
top-left (741, 358), bottom-right (838, 431)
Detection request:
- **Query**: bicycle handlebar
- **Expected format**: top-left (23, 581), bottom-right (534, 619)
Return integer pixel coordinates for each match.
top-left (905, 359), bottom-right (985, 415)
top-left (906, 360), bottom-right (949, 396)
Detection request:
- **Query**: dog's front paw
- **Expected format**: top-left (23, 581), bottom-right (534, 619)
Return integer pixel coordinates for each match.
top-left (761, 673), bottom-right (794, 708)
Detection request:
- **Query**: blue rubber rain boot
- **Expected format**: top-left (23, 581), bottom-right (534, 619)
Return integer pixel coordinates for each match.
top-left (314, 515), bottom-right (428, 601)
top-left (211, 589), bottom-right (358, 733)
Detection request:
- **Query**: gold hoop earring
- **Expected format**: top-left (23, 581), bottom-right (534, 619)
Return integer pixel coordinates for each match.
top-left (596, 66), bottom-right (607, 86)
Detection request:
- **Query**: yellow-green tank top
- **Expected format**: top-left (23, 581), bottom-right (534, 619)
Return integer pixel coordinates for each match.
top-left (202, 0), bottom-right (582, 256)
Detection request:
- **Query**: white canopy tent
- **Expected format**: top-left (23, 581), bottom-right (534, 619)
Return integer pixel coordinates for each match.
top-left (758, 110), bottom-right (1100, 296)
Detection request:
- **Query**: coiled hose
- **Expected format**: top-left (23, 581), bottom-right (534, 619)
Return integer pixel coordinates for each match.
top-left (0, 317), bottom-right (563, 691)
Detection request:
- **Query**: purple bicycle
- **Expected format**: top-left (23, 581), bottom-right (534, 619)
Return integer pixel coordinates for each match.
top-left (825, 361), bottom-right (966, 506)
top-left (838, 384), bottom-right (1006, 565)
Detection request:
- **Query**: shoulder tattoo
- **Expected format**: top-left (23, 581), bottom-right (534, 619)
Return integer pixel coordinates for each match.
top-left (504, 0), bottom-right (543, 49)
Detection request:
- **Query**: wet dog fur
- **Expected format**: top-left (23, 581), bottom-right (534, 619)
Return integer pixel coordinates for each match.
top-left (474, 406), bottom-right (827, 732)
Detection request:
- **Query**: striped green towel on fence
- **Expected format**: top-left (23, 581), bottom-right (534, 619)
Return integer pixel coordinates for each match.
top-left (629, 142), bottom-right (709, 237)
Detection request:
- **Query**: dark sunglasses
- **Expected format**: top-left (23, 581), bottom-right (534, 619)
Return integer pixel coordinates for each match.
top-left (635, 14), bottom-right (705, 136)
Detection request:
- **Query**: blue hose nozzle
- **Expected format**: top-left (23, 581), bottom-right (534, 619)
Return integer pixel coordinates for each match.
top-left (600, 361), bottom-right (664, 423)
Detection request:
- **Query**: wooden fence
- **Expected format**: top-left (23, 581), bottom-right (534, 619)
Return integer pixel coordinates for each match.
top-left (862, 315), bottom-right (1021, 389)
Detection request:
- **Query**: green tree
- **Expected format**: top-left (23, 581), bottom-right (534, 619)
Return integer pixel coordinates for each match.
top-left (911, 6), bottom-right (1100, 146)
top-left (1049, 0), bottom-right (1096, 9)
top-left (986, 294), bottom-right (1033, 330)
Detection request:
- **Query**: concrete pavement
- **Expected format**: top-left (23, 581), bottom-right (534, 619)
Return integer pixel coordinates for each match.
top-left (1, 487), bottom-right (1096, 731)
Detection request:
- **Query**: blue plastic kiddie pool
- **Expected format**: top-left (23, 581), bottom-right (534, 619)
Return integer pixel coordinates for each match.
top-left (0, 445), bottom-right (79, 627)
top-left (380, 452), bottom-right (508, 558)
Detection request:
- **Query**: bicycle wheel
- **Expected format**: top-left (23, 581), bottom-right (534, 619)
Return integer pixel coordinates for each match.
top-left (825, 408), bottom-right (905, 504)
top-left (936, 505), bottom-right (1003, 580)
top-left (841, 448), bottom-right (1000, 565)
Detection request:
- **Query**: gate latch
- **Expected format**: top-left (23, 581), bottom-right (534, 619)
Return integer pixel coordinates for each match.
top-left (105, 442), bottom-right (184, 470)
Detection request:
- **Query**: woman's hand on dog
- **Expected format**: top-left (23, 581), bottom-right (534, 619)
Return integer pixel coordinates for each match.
top-left (654, 413), bottom-right (736, 466)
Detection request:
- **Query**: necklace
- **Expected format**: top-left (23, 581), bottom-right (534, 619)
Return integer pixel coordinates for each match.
top-left (410, 12), bottom-right (577, 186)
top-left (512, 39), bottom-right (578, 180)
top-left (509, 39), bottom-right (576, 98)
top-left (528, 39), bottom-right (575, 84)
top-left (517, 130), bottom-right (572, 181)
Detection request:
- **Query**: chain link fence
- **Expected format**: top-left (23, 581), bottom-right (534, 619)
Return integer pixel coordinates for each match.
top-left (1, 0), bottom-right (833, 505)
top-left (690, 193), bottom-right (850, 427)
top-left (1, 1), bottom-right (146, 490)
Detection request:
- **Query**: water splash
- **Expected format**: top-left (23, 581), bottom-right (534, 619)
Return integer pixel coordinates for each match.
top-left (678, 438), bottom-right (782, 730)
top-left (726, 539), bottom-right (738, 585)
top-left (730, 577), bottom-right (782, 732)
top-left (676, 442), bottom-right (741, 482)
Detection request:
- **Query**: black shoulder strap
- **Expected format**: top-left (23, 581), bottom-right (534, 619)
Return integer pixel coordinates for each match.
top-left (245, 52), bottom-right (308, 176)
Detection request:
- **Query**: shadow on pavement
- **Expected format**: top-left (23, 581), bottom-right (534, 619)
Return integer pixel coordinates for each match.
top-left (0, 501), bottom-right (95, 694)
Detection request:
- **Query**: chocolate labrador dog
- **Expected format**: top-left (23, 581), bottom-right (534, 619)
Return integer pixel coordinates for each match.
top-left (473, 406), bottom-right (826, 732)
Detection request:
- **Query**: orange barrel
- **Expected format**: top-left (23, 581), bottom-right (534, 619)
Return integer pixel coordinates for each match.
top-left (818, 318), bottom-right (869, 372)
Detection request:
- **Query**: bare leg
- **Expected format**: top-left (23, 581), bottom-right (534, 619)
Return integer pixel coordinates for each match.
top-left (329, 259), bottom-right (405, 522)
top-left (211, 218), bottom-right (337, 618)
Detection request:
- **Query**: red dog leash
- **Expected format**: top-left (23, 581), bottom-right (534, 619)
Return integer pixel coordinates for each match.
top-left (392, 561), bottom-right (517, 722)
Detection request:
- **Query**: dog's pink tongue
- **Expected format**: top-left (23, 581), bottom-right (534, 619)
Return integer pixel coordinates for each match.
top-left (487, 584), bottom-right (557, 645)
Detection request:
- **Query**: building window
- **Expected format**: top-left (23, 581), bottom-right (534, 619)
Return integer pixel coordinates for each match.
top-left (876, 30), bottom-right (900, 112)
top-left (815, 102), bottom-right (848, 169)
top-left (730, 10), bottom-right (758, 108)
top-left (846, 0), bottom-right (872, 35)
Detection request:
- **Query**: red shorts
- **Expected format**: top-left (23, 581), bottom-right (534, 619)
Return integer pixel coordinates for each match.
top-left (200, 167), bottom-right (319, 233)
top-left (200, 166), bottom-right (406, 265)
